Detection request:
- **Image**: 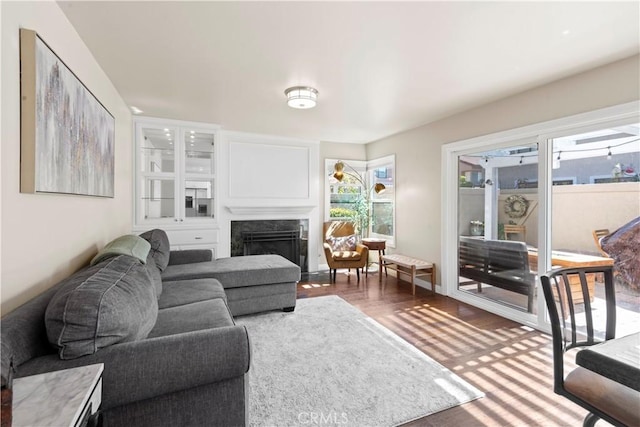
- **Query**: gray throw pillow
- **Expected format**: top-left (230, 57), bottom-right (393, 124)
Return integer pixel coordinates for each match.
top-left (139, 229), bottom-right (171, 272)
top-left (45, 255), bottom-right (158, 360)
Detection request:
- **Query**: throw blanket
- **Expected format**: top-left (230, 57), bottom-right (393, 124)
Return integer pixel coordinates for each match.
top-left (90, 234), bottom-right (151, 266)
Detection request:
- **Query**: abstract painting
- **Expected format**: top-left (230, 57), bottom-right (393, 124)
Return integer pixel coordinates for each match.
top-left (20, 29), bottom-right (115, 197)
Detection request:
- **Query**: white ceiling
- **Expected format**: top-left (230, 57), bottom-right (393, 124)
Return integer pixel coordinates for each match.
top-left (58, 1), bottom-right (640, 144)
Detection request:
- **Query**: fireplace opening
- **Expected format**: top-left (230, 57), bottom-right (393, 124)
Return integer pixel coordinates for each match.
top-left (231, 220), bottom-right (308, 272)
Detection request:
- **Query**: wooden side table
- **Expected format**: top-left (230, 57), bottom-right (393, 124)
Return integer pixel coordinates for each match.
top-left (361, 238), bottom-right (386, 275)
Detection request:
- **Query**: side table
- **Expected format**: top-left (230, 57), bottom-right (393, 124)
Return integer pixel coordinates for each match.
top-left (361, 238), bottom-right (386, 275)
top-left (12, 363), bottom-right (103, 427)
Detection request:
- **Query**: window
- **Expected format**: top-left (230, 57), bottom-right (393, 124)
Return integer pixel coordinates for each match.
top-left (368, 156), bottom-right (395, 246)
top-left (327, 160), bottom-right (366, 222)
top-left (325, 155), bottom-right (396, 246)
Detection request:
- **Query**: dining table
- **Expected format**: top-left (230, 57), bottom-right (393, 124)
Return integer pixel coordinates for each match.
top-left (527, 248), bottom-right (615, 307)
top-left (527, 247), bottom-right (615, 269)
top-left (575, 332), bottom-right (640, 392)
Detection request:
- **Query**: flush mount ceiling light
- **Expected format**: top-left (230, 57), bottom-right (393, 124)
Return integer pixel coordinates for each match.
top-left (284, 86), bottom-right (318, 109)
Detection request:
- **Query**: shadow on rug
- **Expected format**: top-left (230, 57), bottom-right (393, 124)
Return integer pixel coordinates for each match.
top-left (236, 295), bottom-right (483, 426)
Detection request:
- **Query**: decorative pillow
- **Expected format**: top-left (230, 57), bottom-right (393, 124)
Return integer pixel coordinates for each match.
top-left (139, 229), bottom-right (171, 272)
top-left (90, 234), bottom-right (150, 266)
top-left (327, 234), bottom-right (357, 252)
top-left (45, 255), bottom-right (158, 360)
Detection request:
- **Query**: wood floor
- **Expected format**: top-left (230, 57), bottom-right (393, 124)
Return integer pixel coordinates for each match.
top-left (297, 269), bottom-right (605, 427)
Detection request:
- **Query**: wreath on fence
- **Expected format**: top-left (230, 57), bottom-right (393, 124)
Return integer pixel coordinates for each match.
top-left (504, 195), bottom-right (529, 219)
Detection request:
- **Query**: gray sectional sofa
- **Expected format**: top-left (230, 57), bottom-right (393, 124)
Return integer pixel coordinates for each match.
top-left (0, 229), bottom-right (300, 426)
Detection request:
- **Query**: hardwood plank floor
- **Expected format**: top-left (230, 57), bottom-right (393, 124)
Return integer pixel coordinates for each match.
top-left (297, 270), bottom-right (605, 427)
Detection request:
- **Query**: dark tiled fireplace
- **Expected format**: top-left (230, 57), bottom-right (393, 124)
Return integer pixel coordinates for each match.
top-left (231, 220), bottom-right (308, 272)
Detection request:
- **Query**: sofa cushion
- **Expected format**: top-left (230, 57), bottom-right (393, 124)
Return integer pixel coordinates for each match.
top-left (158, 279), bottom-right (227, 310)
top-left (90, 234), bottom-right (150, 266)
top-left (149, 299), bottom-right (234, 338)
top-left (45, 255), bottom-right (158, 360)
top-left (161, 254), bottom-right (301, 289)
top-left (139, 229), bottom-right (171, 272)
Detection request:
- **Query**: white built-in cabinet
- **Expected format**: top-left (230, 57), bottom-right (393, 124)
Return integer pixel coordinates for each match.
top-left (133, 117), bottom-right (219, 256)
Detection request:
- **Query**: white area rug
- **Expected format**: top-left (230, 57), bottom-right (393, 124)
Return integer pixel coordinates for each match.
top-left (236, 295), bottom-right (483, 426)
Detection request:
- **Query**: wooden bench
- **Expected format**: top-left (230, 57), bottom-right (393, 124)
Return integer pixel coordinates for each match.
top-left (380, 254), bottom-right (435, 295)
top-left (459, 237), bottom-right (536, 313)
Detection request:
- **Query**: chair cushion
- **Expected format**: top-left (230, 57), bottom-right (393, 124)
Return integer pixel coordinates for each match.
top-left (139, 228), bottom-right (171, 272)
top-left (332, 250), bottom-right (362, 261)
top-left (327, 234), bottom-right (357, 252)
top-left (564, 367), bottom-right (640, 427)
top-left (45, 255), bottom-right (158, 360)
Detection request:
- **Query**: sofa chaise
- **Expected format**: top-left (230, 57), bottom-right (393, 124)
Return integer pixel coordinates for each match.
top-left (0, 229), bottom-right (300, 426)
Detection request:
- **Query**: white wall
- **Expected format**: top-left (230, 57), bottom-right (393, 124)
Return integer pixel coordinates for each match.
top-left (550, 183), bottom-right (640, 252)
top-left (366, 55), bottom-right (640, 287)
top-left (1, 2), bottom-right (133, 314)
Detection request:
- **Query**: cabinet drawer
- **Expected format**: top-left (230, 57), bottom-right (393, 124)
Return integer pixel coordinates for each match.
top-left (166, 229), bottom-right (218, 245)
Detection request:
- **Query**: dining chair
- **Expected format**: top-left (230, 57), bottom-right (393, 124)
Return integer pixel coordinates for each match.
top-left (541, 266), bottom-right (639, 427)
top-left (503, 224), bottom-right (526, 242)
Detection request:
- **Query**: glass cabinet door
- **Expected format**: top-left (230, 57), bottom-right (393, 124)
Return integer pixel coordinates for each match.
top-left (181, 129), bottom-right (215, 220)
top-left (135, 119), bottom-right (217, 225)
top-left (139, 126), bottom-right (177, 221)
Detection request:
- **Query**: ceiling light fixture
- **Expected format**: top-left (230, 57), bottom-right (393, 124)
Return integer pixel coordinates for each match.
top-left (285, 86), bottom-right (318, 109)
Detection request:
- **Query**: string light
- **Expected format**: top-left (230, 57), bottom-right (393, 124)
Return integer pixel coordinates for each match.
top-left (557, 151), bottom-right (562, 161)
top-left (519, 156), bottom-right (523, 164)
top-left (462, 137), bottom-right (638, 160)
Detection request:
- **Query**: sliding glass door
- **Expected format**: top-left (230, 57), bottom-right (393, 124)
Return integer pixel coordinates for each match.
top-left (457, 141), bottom-right (539, 321)
top-left (550, 124), bottom-right (640, 336)
top-left (443, 103), bottom-right (639, 330)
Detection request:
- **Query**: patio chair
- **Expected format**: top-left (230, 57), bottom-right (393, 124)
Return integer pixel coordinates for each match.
top-left (540, 266), bottom-right (639, 427)
top-left (504, 224), bottom-right (526, 242)
top-left (592, 229), bottom-right (610, 256)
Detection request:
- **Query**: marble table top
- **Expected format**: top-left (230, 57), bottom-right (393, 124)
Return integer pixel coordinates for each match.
top-left (13, 364), bottom-right (103, 427)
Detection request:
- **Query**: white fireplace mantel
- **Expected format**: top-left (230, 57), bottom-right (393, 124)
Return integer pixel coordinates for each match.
top-left (225, 205), bottom-right (316, 215)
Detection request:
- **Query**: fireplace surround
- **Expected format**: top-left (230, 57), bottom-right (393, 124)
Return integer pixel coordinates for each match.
top-left (231, 220), bottom-right (308, 272)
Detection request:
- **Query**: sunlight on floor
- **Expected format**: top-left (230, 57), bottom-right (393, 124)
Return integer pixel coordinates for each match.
top-left (301, 283), bottom-right (332, 289)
